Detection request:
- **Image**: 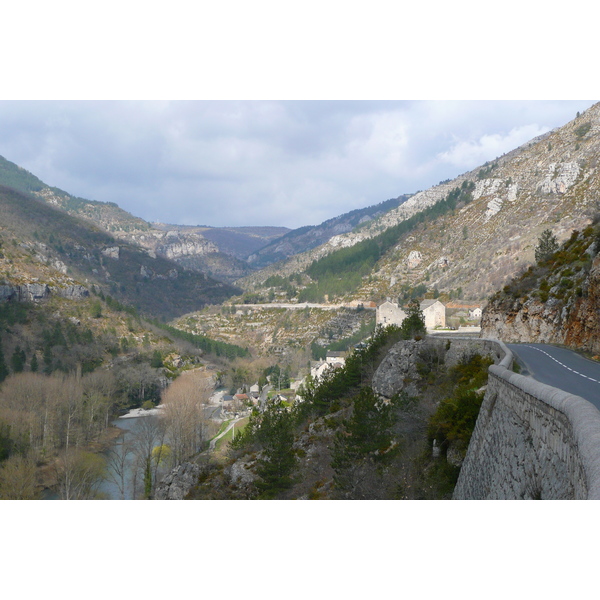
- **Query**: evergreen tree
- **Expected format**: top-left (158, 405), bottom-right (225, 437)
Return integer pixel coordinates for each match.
top-left (10, 346), bottom-right (26, 373)
top-left (331, 387), bottom-right (402, 498)
top-left (253, 402), bottom-right (298, 498)
top-left (0, 338), bottom-right (8, 383)
top-left (43, 344), bottom-right (53, 374)
top-left (535, 229), bottom-right (559, 264)
top-left (400, 300), bottom-right (427, 339)
top-left (30, 353), bottom-right (38, 373)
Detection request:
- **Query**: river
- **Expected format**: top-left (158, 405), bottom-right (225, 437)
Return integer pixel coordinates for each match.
top-left (98, 414), bottom-right (168, 500)
top-left (44, 400), bottom-right (223, 499)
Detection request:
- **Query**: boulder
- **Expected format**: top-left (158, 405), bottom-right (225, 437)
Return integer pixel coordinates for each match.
top-left (154, 462), bottom-right (202, 500)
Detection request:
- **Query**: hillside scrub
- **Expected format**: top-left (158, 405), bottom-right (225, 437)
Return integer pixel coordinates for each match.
top-left (488, 222), bottom-right (599, 309)
top-left (427, 353), bottom-right (494, 457)
top-left (189, 329), bottom-right (490, 500)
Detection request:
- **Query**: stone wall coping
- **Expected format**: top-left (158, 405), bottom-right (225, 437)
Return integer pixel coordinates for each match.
top-left (484, 339), bottom-right (600, 500)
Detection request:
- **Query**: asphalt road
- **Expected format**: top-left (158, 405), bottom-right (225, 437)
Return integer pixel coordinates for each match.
top-left (507, 343), bottom-right (600, 411)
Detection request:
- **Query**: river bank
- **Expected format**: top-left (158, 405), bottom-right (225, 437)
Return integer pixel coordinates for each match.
top-left (119, 405), bottom-right (165, 419)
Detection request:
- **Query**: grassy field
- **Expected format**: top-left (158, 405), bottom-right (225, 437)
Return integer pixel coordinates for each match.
top-left (212, 416), bottom-right (250, 459)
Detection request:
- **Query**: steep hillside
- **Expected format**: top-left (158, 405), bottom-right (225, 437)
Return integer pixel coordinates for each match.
top-left (0, 155), bottom-right (259, 283)
top-left (480, 223), bottom-right (600, 354)
top-left (0, 185), bottom-right (239, 320)
top-left (239, 103), bottom-right (600, 306)
top-left (246, 196), bottom-right (409, 269)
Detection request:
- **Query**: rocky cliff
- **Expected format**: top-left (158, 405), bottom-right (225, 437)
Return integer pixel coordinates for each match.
top-left (372, 336), bottom-right (504, 399)
top-left (480, 224), bottom-right (600, 355)
top-left (33, 188), bottom-right (249, 281)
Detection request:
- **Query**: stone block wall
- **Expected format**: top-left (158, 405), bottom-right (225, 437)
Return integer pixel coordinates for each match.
top-left (454, 342), bottom-right (600, 500)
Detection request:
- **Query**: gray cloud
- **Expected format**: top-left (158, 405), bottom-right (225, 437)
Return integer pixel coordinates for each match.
top-left (0, 100), bottom-right (595, 228)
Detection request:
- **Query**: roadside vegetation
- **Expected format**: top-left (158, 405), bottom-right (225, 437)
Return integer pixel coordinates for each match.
top-left (490, 220), bottom-right (600, 308)
top-left (188, 304), bottom-right (493, 500)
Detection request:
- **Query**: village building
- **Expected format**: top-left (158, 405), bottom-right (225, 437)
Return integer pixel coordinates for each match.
top-left (326, 350), bottom-right (346, 364)
top-left (469, 307), bottom-right (482, 319)
top-left (420, 299), bottom-right (446, 329)
top-left (376, 300), bottom-right (407, 327)
top-left (310, 350), bottom-right (346, 381)
top-left (376, 299), bottom-right (446, 330)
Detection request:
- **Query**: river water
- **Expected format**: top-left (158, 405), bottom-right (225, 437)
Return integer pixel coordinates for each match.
top-left (45, 402), bottom-right (221, 499)
top-left (97, 417), bottom-right (142, 500)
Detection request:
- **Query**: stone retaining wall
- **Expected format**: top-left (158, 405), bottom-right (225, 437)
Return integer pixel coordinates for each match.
top-left (454, 341), bottom-right (600, 499)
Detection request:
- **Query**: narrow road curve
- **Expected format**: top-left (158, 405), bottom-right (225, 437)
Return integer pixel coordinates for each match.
top-left (507, 343), bottom-right (600, 411)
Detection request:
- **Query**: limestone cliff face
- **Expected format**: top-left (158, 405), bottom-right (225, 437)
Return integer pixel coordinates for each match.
top-left (129, 229), bottom-right (218, 259)
top-left (481, 252), bottom-right (600, 355)
top-left (0, 282), bottom-right (90, 302)
top-left (372, 337), bottom-right (505, 399)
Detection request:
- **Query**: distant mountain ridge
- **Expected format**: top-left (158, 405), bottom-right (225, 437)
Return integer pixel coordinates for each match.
top-left (247, 195), bottom-right (410, 269)
top-left (0, 155), bottom-right (283, 284)
top-left (0, 155), bottom-right (413, 283)
top-left (0, 183), bottom-right (240, 320)
top-left (150, 223), bottom-right (291, 261)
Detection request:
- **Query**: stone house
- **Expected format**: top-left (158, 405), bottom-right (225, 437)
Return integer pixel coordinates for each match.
top-left (326, 350), bottom-right (346, 365)
top-left (377, 299), bottom-right (446, 330)
top-left (420, 299), bottom-right (446, 329)
top-left (469, 307), bottom-right (482, 319)
top-left (310, 359), bottom-right (344, 381)
top-left (376, 301), bottom-right (407, 327)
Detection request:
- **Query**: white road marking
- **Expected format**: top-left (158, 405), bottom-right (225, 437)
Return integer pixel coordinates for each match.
top-left (523, 345), bottom-right (600, 384)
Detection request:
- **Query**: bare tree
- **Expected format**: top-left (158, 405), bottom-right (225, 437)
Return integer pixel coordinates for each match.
top-left (55, 448), bottom-right (107, 500)
top-left (81, 371), bottom-right (118, 442)
top-left (130, 416), bottom-right (168, 499)
top-left (0, 454), bottom-right (39, 499)
top-left (104, 434), bottom-right (134, 500)
top-left (161, 371), bottom-right (214, 466)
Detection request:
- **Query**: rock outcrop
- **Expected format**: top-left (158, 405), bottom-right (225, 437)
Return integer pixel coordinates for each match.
top-left (0, 282), bottom-right (90, 303)
top-left (481, 244), bottom-right (600, 355)
top-left (154, 462), bottom-right (202, 500)
top-left (372, 337), bottom-right (505, 399)
top-left (51, 284), bottom-right (90, 299)
top-left (0, 283), bottom-right (50, 302)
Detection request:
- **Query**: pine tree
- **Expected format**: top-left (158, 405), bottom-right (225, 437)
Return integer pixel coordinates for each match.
top-left (254, 402), bottom-right (297, 498)
top-left (535, 229), bottom-right (559, 264)
top-left (0, 338), bottom-right (8, 383)
top-left (400, 300), bottom-right (426, 339)
top-left (331, 387), bottom-right (402, 498)
top-left (10, 346), bottom-right (26, 373)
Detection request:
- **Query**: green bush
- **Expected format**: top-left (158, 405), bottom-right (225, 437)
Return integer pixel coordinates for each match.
top-left (427, 353), bottom-right (493, 453)
top-left (574, 122), bottom-right (591, 139)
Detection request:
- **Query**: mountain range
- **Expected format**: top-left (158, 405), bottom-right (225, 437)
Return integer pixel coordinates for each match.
top-left (236, 103), bottom-right (600, 307)
top-left (3, 102), bottom-right (600, 321)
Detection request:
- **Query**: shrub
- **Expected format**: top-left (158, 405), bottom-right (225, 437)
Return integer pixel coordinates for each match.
top-left (574, 122), bottom-right (592, 139)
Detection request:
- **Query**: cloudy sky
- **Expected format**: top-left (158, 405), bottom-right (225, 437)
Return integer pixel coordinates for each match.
top-left (0, 100), bottom-right (595, 229)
